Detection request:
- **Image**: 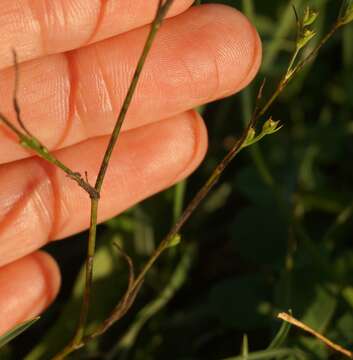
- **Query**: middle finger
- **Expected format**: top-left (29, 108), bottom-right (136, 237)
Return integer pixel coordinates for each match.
top-left (0, 110), bottom-right (207, 267)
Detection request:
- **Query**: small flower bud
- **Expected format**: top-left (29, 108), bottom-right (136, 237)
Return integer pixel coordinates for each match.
top-left (262, 117), bottom-right (283, 135)
top-left (297, 28), bottom-right (316, 49)
top-left (245, 127), bottom-right (256, 145)
top-left (303, 7), bottom-right (319, 26)
top-left (167, 234), bottom-right (181, 248)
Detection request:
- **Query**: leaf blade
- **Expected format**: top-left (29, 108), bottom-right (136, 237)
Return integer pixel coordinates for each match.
top-left (0, 317), bottom-right (40, 349)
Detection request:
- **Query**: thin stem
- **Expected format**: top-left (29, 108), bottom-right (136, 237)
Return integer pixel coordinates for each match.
top-left (173, 180), bottom-right (187, 222)
top-left (278, 312), bottom-right (353, 358)
top-left (0, 114), bottom-right (99, 200)
top-left (240, 89), bottom-right (274, 188)
top-left (256, 21), bottom-right (340, 121)
top-left (131, 123), bottom-right (251, 293)
top-left (80, 15), bottom-right (348, 340)
top-left (44, 3), bottom-right (350, 358)
top-left (241, 0), bottom-right (275, 189)
top-left (0, 112), bottom-right (23, 138)
top-left (80, 117), bottom-right (254, 343)
top-left (106, 8), bottom-right (348, 328)
top-left (94, 0), bottom-right (174, 193)
top-left (36, 149), bottom-right (99, 200)
top-left (286, 47), bottom-right (300, 74)
top-left (241, 0), bottom-right (255, 23)
top-left (74, 199), bottom-right (99, 343)
top-left (262, 0), bottom-right (304, 71)
top-left (51, 200), bottom-right (98, 360)
top-left (51, 1), bottom-right (176, 358)
top-left (0, 57), bottom-right (99, 200)
top-left (290, 22), bottom-right (341, 77)
top-left (105, 245), bottom-right (195, 360)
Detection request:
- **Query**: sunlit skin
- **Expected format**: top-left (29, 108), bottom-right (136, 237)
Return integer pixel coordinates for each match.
top-left (0, 0), bottom-right (261, 336)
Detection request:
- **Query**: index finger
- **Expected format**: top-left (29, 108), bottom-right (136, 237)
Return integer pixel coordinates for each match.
top-left (0, 0), bottom-right (193, 70)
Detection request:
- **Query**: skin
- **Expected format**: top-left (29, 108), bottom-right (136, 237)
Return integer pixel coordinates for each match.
top-left (0, 0), bottom-right (262, 336)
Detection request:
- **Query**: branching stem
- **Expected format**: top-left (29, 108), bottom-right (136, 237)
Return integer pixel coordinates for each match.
top-left (88, 9), bottom-right (351, 341)
top-left (94, 0), bottom-right (174, 193)
top-left (50, 1), bottom-right (175, 359)
top-left (51, 7), bottom-right (350, 357)
top-left (256, 21), bottom-right (341, 121)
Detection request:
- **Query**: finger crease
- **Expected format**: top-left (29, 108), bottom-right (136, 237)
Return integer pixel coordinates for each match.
top-left (27, 0), bottom-right (48, 55)
top-left (85, 0), bottom-right (109, 45)
top-left (53, 51), bottom-right (80, 149)
top-left (93, 46), bottom-right (115, 127)
top-left (33, 159), bottom-right (68, 240)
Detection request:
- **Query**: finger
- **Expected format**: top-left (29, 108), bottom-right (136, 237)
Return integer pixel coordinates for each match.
top-left (0, 251), bottom-right (60, 336)
top-left (0, 110), bottom-right (207, 267)
top-left (0, 0), bottom-right (193, 70)
top-left (0, 4), bottom-right (261, 164)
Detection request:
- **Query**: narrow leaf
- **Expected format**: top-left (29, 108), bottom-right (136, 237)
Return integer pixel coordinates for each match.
top-left (0, 317), bottom-right (40, 348)
top-left (267, 318), bottom-right (292, 349)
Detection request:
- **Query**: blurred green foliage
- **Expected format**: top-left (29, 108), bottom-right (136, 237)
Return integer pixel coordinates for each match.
top-left (2, 0), bottom-right (353, 359)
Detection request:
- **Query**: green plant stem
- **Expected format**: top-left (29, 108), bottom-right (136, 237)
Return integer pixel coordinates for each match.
top-left (241, 1), bottom-right (276, 190)
top-left (173, 180), bottom-right (187, 222)
top-left (241, 0), bottom-right (255, 23)
top-left (257, 21), bottom-right (342, 120)
top-left (0, 113), bottom-right (99, 200)
top-left (262, 0), bottom-right (303, 72)
top-left (240, 89), bottom-right (274, 187)
top-left (128, 119), bottom-right (252, 294)
top-left (0, 50), bottom-right (99, 200)
top-left (51, 200), bottom-right (99, 360)
top-left (58, 6), bottom-right (353, 359)
top-left (74, 199), bottom-right (99, 343)
top-left (286, 47), bottom-right (300, 74)
top-left (74, 10), bottom-right (351, 345)
top-left (105, 245), bottom-right (195, 360)
top-left (81, 119), bottom-right (254, 343)
top-left (50, 1), bottom-right (176, 359)
top-left (94, 0), bottom-right (174, 194)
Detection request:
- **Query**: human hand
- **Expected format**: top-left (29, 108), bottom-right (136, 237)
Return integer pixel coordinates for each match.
top-left (0, 0), bottom-right (261, 336)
